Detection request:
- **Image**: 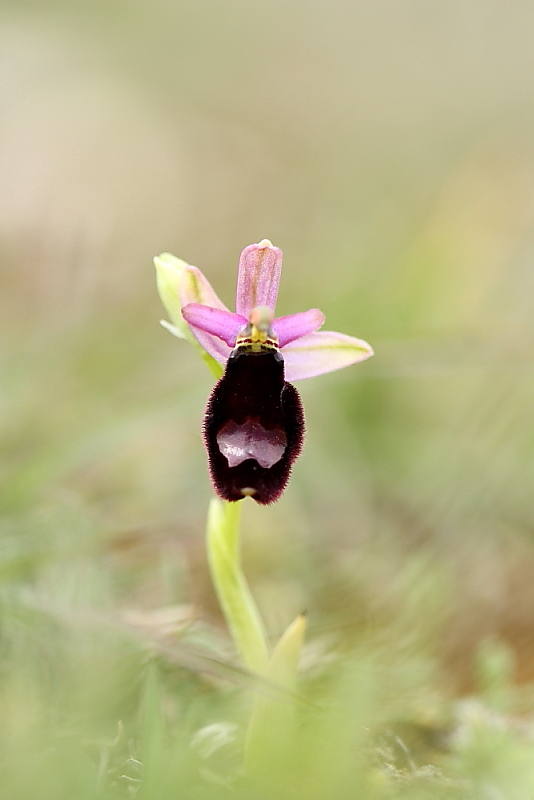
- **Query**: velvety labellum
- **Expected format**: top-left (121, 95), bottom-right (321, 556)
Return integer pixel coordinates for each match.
top-left (203, 346), bottom-right (304, 504)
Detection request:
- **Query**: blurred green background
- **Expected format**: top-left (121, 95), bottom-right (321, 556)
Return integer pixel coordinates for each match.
top-left (2, 1), bottom-right (534, 796)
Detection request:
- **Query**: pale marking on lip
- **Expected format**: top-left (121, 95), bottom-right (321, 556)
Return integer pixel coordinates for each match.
top-left (216, 419), bottom-right (287, 469)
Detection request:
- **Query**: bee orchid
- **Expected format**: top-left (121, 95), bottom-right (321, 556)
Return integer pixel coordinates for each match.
top-left (156, 240), bottom-right (373, 504)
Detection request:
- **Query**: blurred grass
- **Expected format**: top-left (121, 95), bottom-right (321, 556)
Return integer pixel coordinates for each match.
top-left (2, 0), bottom-right (534, 796)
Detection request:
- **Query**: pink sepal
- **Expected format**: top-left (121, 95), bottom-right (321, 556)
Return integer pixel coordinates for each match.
top-left (180, 265), bottom-right (228, 311)
top-left (282, 331), bottom-right (374, 381)
top-left (235, 241), bottom-right (283, 318)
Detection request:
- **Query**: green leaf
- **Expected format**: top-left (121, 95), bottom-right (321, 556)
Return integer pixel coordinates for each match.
top-left (245, 613), bottom-right (306, 776)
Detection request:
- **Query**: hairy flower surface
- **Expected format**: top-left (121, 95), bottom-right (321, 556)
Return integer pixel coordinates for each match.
top-left (156, 240), bottom-right (373, 503)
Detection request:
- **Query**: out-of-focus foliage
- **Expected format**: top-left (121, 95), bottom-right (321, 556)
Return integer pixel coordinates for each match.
top-left (2, 1), bottom-right (534, 796)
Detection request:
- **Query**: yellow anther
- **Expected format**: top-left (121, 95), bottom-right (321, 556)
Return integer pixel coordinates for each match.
top-left (235, 306), bottom-right (278, 352)
top-left (249, 305), bottom-right (274, 338)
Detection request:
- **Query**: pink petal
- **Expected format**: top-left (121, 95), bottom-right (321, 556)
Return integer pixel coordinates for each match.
top-left (185, 326), bottom-right (231, 364)
top-left (273, 308), bottom-right (325, 348)
top-left (235, 240), bottom-right (283, 318)
top-left (180, 264), bottom-right (229, 311)
top-left (282, 331), bottom-right (374, 381)
top-left (182, 304), bottom-right (247, 347)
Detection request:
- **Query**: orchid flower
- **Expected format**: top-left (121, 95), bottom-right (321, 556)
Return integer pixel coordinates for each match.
top-left (155, 239), bottom-right (373, 505)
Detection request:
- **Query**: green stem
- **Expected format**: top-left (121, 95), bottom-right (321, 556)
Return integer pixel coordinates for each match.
top-left (206, 498), bottom-right (269, 674)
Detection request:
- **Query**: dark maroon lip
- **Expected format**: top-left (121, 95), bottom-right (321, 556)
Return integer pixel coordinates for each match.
top-left (203, 347), bottom-right (305, 504)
